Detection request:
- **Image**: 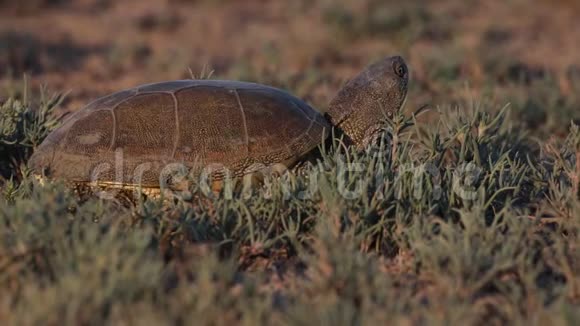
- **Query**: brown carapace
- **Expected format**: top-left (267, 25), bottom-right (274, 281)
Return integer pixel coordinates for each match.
top-left (29, 56), bottom-right (409, 193)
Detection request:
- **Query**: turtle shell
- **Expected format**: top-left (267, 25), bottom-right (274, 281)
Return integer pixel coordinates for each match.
top-left (28, 80), bottom-right (330, 188)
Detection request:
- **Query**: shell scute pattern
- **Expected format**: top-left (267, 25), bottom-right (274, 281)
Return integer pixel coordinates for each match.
top-left (30, 80), bottom-right (330, 187)
top-left (111, 92), bottom-right (176, 158)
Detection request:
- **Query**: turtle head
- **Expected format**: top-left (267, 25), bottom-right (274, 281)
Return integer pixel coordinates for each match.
top-left (325, 55), bottom-right (409, 149)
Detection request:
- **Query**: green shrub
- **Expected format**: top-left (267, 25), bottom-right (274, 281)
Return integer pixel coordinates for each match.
top-left (0, 80), bottom-right (62, 180)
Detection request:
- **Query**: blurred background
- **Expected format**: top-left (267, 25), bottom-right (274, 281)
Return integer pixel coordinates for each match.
top-left (1, 0), bottom-right (579, 135)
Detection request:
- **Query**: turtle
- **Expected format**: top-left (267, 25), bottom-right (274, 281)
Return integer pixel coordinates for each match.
top-left (28, 55), bottom-right (409, 197)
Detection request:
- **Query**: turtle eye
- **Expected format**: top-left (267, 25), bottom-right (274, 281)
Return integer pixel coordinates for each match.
top-left (393, 61), bottom-right (407, 78)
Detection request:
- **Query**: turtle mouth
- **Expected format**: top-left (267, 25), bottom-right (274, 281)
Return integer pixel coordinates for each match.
top-left (398, 90), bottom-right (408, 113)
top-left (393, 74), bottom-right (409, 115)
